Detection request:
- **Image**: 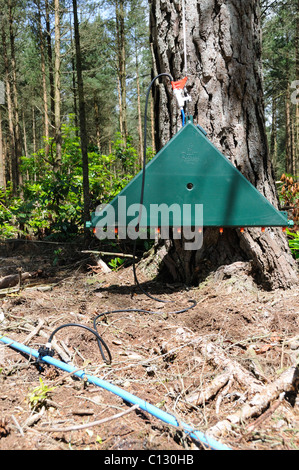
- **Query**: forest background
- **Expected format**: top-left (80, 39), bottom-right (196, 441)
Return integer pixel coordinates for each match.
top-left (0, 0), bottom-right (298, 258)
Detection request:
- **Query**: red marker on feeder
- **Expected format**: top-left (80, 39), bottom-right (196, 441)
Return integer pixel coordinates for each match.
top-left (115, 227), bottom-right (118, 235)
top-left (261, 227), bottom-right (265, 233)
top-left (240, 227), bottom-right (244, 233)
top-left (219, 227), bottom-right (224, 234)
top-left (282, 227), bottom-right (286, 232)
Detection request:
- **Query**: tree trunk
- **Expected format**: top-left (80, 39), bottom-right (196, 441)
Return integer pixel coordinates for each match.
top-left (295, 0), bottom-right (299, 177)
top-left (0, 107), bottom-right (5, 189)
top-left (8, 1), bottom-right (21, 192)
top-left (135, 47), bottom-right (143, 166)
top-left (37, 0), bottom-right (50, 156)
top-left (149, 0), bottom-right (297, 289)
top-left (115, 0), bottom-right (127, 143)
top-left (72, 0), bottom-right (90, 236)
top-left (45, 0), bottom-right (55, 133)
top-left (54, 0), bottom-right (62, 168)
top-left (94, 96), bottom-right (101, 152)
top-left (270, 96), bottom-right (277, 174)
top-left (285, 52), bottom-right (292, 174)
top-left (70, 14), bottom-right (79, 135)
top-left (1, 22), bottom-right (16, 191)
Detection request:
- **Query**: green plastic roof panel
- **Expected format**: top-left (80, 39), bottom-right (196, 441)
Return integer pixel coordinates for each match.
top-left (89, 118), bottom-right (290, 230)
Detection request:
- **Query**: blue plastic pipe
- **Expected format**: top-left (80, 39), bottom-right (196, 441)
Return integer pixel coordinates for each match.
top-left (0, 335), bottom-right (231, 451)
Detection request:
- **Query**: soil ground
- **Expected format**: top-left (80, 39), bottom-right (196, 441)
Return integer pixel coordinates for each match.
top-left (0, 240), bottom-right (298, 451)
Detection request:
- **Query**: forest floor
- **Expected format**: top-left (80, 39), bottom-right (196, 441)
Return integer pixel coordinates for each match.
top-left (0, 239), bottom-right (298, 452)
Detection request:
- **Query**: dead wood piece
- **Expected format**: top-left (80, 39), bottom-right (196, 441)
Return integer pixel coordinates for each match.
top-left (23, 319), bottom-right (45, 345)
top-left (96, 258), bottom-right (111, 273)
top-left (186, 370), bottom-right (232, 406)
top-left (207, 364), bottom-right (299, 439)
top-left (72, 408), bottom-right (94, 416)
top-left (38, 330), bottom-right (71, 363)
top-left (200, 340), bottom-right (264, 395)
top-left (23, 408), bottom-right (45, 428)
top-left (246, 398), bottom-right (283, 433)
top-left (0, 272), bottom-right (31, 290)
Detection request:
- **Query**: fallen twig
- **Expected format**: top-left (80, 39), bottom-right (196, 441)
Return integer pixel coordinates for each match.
top-left (82, 250), bottom-right (136, 259)
top-left (11, 414), bottom-right (24, 437)
top-left (23, 319), bottom-right (45, 346)
top-left (37, 404), bottom-right (139, 433)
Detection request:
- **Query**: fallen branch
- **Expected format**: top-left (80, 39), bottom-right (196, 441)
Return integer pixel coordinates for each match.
top-left (37, 404), bottom-right (139, 433)
top-left (23, 407), bottom-right (45, 428)
top-left (207, 364), bottom-right (299, 439)
top-left (246, 397), bottom-right (283, 433)
top-left (200, 340), bottom-right (264, 395)
top-left (82, 250), bottom-right (135, 259)
top-left (186, 370), bottom-right (232, 406)
top-left (0, 272), bottom-right (31, 290)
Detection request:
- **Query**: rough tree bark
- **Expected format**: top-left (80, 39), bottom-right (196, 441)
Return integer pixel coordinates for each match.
top-left (149, 0), bottom-right (298, 289)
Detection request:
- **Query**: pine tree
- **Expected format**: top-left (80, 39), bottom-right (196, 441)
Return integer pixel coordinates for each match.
top-left (149, 0), bottom-right (297, 289)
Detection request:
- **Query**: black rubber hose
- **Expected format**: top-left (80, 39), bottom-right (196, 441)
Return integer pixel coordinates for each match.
top-left (48, 323), bottom-right (112, 365)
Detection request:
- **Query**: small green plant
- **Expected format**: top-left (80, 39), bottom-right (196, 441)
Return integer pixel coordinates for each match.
top-left (27, 377), bottom-right (56, 411)
top-left (53, 248), bottom-right (63, 266)
top-left (286, 229), bottom-right (299, 259)
top-left (108, 257), bottom-right (125, 271)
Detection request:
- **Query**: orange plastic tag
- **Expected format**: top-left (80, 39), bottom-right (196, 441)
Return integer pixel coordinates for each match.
top-left (171, 77), bottom-right (188, 90)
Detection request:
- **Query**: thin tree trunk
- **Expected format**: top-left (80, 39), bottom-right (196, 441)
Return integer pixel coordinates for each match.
top-left (117, 76), bottom-right (123, 136)
top-left (116, 0), bottom-right (127, 143)
top-left (150, 91), bottom-right (156, 155)
top-left (22, 111), bottom-right (28, 158)
top-left (295, 0), bottom-right (299, 177)
top-left (291, 116), bottom-right (296, 175)
top-left (70, 14), bottom-right (79, 134)
top-left (149, 0), bottom-right (297, 289)
top-left (94, 97), bottom-right (101, 152)
top-left (135, 46), bottom-right (143, 166)
top-left (72, 0), bottom-right (90, 235)
top-left (45, 0), bottom-right (55, 133)
top-left (8, 0), bottom-right (21, 191)
top-left (286, 75), bottom-right (292, 174)
top-left (0, 107), bottom-right (5, 189)
top-left (1, 22), bottom-right (16, 191)
top-left (37, 0), bottom-right (50, 156)
top-left (54, 0), bottom-right (62, 168)
top-left (32, 106), bottom-right (37, 154)
top-left (270, 96), bottom-right (277, 174)
top-left (32, 106), bottom-right (37, 181)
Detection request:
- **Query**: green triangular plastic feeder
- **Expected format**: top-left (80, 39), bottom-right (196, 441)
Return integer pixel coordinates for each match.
top-left (88, 118), bottom-right (292, 230)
